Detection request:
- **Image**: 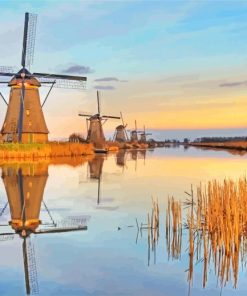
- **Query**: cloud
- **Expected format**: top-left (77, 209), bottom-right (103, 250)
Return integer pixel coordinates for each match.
top-left (219, 81), bottom-right (247, 87)
top-left (94, 77), bottom-right (128, 82)
top-left (94, 85), bottom-right (115, 90)
top-left (62, 64), bottom-right (94, 74)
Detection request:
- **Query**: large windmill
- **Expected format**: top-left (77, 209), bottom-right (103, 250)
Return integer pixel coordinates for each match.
top-left (0, 164), bottom-right (88, 295)
top-left (0, 12), bottom-right (87, 143)
top-left (79, 91), bottom-right (120, 153)
top-left (113, 112), bottom-right (129, 143)
top-left (140, 125), bottom-right (152, 143)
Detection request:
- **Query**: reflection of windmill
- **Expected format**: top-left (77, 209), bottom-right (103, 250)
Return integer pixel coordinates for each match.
top-left (79, 91), bottom-right (120, 153)
top-left (0, 12), bottom-right (86, 143)
top-left (129, 120), bottom-right (142, 142)
top-left (113, 112), bottom-right (129, 143)
top-left (140, 126), bottom-right (152, 143)
top-left (128, 149), bottom-right (147, 171)
top-left (0, 164), bottom-right (88, 295)
top-left (115, 149), bottom-right (127, 168)
top-left (88, 156), bottom-right (118, 210)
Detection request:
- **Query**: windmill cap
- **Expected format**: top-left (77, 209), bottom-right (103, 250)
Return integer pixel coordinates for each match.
top-left (8, 68), bottom-right (41, 87)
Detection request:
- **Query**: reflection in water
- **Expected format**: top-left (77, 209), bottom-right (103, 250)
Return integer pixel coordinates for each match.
top-left (136, 199), bottom-right (160, 266)
top-left (166, 177), bottom-right (247, 293)
top-left (166, 197), bottom-right (182, 261)
top-left (0, 163), bottom-right (88, 295)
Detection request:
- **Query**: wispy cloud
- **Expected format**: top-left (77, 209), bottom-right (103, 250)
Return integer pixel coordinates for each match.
top-left (219, 81), bottom-right (247, 87)
top-left (62, 64), bottom-right (94, 74)
top-left (94, 85), bottom-right (115, 90)
top-left (94, 77), bottom-right (128, 82)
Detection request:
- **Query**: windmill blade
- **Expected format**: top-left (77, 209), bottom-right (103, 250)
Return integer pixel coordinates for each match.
top-left (78, 113), bottom-right (92, 117)
top-left (97, 90), bottom-right (101, 115)
top-left (0, 72), bottom-right (15, 78)
top-left (34, 225), bottom-right (87, 234)
top-left (21, 13), bottom-right (37, 70)
top-left (37, 77), bottom-right (86, 89)
top-left (23, 237), bottom-right (39, 295)
top-left (102, 115), bottom-right (121, 119)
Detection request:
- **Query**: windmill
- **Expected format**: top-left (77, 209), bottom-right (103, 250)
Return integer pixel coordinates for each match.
top-left (113, 111), bottom-right (129, 143)
top-left (79, 91), bottom-right (120, 153)
top-left (129, 120), bottom-right (142, 142)
top-left (0, 164), bottom-right (88, 295)
top-left (0, 12), bottom-right (87, 143)
top-left (140, 125), bottom-right (152, 143)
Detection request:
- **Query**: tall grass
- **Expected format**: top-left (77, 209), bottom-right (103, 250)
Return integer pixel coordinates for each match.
top-left (0, 142), bottom-right (94, 159)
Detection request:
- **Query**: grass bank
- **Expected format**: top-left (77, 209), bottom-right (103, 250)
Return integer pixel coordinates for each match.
top-left (190, 141), bottom-right (247, 151)
top-left (0, 142), bottom-right (94, 159)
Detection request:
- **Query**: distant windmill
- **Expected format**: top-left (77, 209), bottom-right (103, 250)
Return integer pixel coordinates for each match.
top-left (140, 126), bottom-right (152, 143)
top-left (113, 111), bottom-right (129, 143)
top-left (129, 120), bottom-right (142, 142)
top-left (0, 12), bottom-right (87, 143)
top-left (0, 164), bottom-right (88, 295)
top-left (79, 91), bottom-right (120, 153)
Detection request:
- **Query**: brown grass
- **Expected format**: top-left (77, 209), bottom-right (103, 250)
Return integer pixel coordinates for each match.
top-left (0, 142), bottom-right (94, 159)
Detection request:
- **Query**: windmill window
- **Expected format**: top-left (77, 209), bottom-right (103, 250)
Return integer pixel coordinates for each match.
top-left (29, 121), bottom-right (32, 127)
top-left (26, 109), bottom-right (30, 116)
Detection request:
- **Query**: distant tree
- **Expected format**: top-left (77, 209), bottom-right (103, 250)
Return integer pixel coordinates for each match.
top-left (183, 138), bottom-right (190, 143)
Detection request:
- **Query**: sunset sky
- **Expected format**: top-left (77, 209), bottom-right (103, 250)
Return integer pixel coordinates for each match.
top-left (0, 0), bottom-right (247, 140)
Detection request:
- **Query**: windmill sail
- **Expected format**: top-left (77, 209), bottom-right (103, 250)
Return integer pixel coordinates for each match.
top-left (22, 13), bottom-right (37, 70)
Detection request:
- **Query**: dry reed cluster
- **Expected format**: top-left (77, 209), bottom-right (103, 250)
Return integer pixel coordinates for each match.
top-left (166, 177), bottom-right (247, 289)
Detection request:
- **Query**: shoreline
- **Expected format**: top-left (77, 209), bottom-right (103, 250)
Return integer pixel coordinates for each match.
top-left (190, 141), bottom-right (247, 152)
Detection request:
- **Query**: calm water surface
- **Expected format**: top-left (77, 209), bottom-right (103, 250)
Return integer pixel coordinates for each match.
top-left (0, 146), bottom-right (247, 296)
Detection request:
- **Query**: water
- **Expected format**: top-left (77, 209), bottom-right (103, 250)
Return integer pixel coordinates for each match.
top-left (0, 146), bottom-right (247, 296)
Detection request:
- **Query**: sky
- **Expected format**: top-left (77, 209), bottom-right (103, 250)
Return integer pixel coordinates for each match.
top-left (0, 0), bottom-right (247, 140)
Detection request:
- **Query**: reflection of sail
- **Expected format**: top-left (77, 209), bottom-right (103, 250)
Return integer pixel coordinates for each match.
top-left (2, 163), bottom-right (48, 235)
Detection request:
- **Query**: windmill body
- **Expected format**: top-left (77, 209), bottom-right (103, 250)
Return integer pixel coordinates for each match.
top-left (115, 124), bottom-right (127, 142)
top-left (1, 70), bottom-right (48, 143)
top-left (87, 115), bottom-right (106, 150)
top-left (114, 112), bottom-right (128, 143)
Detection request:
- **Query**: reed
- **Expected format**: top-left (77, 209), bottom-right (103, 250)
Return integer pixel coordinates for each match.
top-left (189, 177), bottom-right (247, 289)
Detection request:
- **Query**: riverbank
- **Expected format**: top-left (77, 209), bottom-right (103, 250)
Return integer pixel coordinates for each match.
top-left (0, 142), bottom-right (94, 159)
top-left (190, 141), bottom-right (247, 151)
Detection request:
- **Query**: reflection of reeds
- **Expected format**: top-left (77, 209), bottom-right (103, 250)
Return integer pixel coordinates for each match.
top-left (186, 177), bottom-right (247, 290)
top-left (137, 198), bottom-right (160, 265)
top-left (166, 196), bottom-right (182, 260)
